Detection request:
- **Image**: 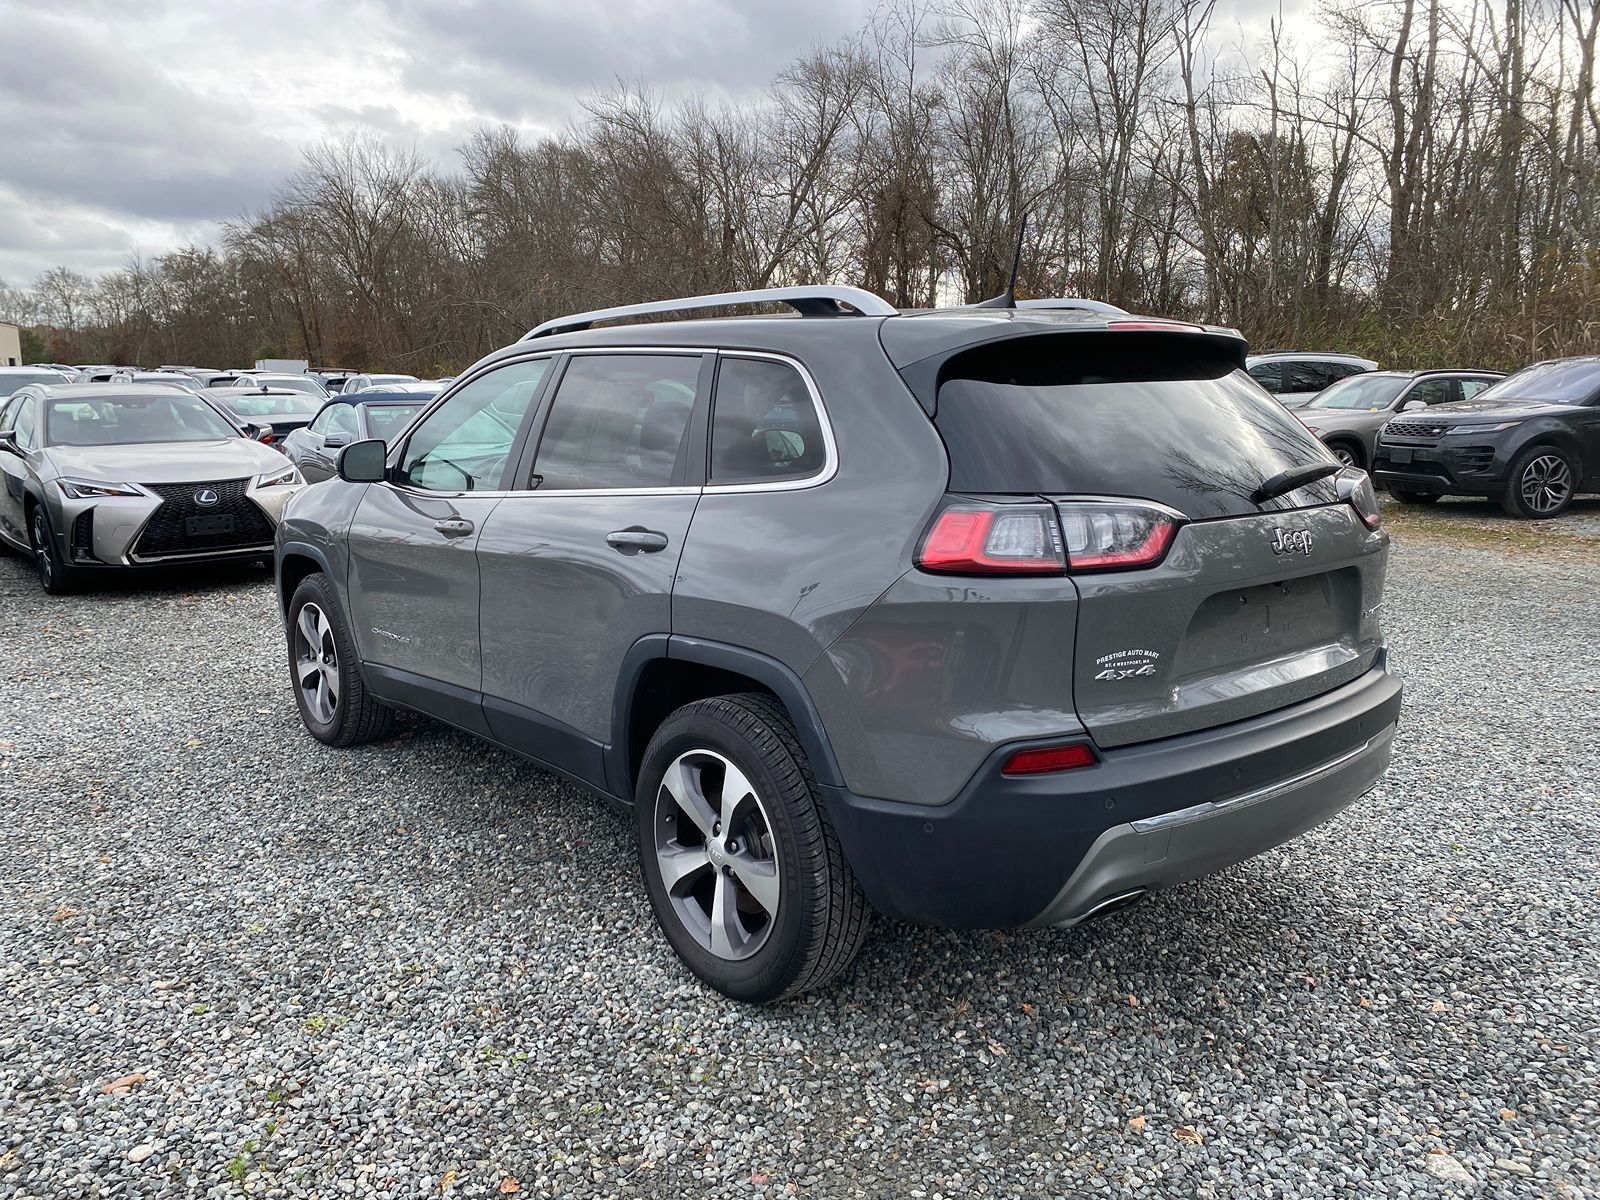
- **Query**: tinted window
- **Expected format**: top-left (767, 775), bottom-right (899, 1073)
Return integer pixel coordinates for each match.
top-left (710, 357), bottom-right (826, 484)
top-left (396, 359), bottom-right (549, 491)
top-left (0, 371), bottom-right (64, 397)
top-left (532, 354), bottom-right (699, 490)
top-left (1246, 362), bottom-right (1282, 393)
top-left (935, 336), bottom-right (1339, 518)
top-left (364, 403), bottom-right (423, 442)
top-left (1285, 362), bottom-right (1336, 393)
top-left (1474, 360), bottom-right (1600, 405)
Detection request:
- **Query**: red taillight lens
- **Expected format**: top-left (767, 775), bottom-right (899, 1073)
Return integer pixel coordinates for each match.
top-left (1002, 742), bottom-right (1098, 776)
top-left (1337, 468), bottom-right (1382, 530)
top-left (1057, 502), bottom-right (1178, 570)
top-left (917, 505), bottom-right (1065, 575)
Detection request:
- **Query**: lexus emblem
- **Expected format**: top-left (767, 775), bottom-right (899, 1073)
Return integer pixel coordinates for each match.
top-left (194, 488), bottom-right (220, 508)
top-left (1270, 527), bottom-right (1313, 556)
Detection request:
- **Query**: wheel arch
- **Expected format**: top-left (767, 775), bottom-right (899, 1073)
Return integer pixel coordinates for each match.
top-left (277, 541), bottom-right (334, 614)
top-left (1323, 434), bottom-right (1366, 470)
top-left (611, 636), bottom-right (845, 803)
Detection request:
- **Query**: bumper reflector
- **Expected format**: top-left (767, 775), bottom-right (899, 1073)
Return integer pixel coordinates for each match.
top-left (1002, 742), bottom-right (1098, 776)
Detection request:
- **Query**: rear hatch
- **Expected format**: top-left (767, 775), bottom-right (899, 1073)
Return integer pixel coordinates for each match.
top-left (928, 327), bottom-right (1387, 748)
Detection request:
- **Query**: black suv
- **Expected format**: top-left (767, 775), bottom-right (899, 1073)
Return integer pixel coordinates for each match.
top-left (1374, 357), bottom-right (1600, 517)
top-left (277, 286), bottom-right (1401, 1002)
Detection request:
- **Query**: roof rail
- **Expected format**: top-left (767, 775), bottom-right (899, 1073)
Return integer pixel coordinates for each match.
top-left (523, 285), bottom-right (898, 339)
top-left (1013, 297), bottom-right (1128, 315)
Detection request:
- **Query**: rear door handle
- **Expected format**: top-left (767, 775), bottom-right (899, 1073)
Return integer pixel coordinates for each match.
top-left (606, 528), bottom-right (669, 554)
top-left (434, 518), bottom-right (475, 538)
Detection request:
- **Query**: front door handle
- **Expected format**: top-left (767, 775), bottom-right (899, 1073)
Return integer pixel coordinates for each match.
top-left (606, 527), bottom-right (669, 554)
top-left (434, 518), bottom-right (475, 538)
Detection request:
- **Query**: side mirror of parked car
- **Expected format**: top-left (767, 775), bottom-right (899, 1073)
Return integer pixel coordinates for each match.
top-left (338, 438), bottom-right (388, 483)
top-left (1401, 399), bottom-right (1427, 412)
top-left (0, 430), bottom-right (18, 455)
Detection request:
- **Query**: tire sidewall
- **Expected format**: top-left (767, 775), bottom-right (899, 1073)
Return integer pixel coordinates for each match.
top-left (287, 575), bottom-right (357, 744)
top-left (30, 505), bottom-right (68, 594)
top-left (635, 705), bottom-right (813, 1002)
top-left (1506, 445), bottom-right (1577, 519)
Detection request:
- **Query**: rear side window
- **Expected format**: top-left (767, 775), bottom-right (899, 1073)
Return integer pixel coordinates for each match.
top-left (935, 335), bottom-right (1339, 519)
top-left (1246, 362), bottom-right (1282, 393)
top-left (532, 354), bottom-right (700, 490)
top-left (710, 357), bottom-right (827, 484)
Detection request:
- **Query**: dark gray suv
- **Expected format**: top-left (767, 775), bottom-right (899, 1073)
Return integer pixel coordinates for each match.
top-left (276, 286), bottom-right (1402, 1002)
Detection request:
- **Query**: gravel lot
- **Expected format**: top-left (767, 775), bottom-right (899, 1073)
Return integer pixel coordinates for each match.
top-left (1, 527), bottom-right (1596, 1199)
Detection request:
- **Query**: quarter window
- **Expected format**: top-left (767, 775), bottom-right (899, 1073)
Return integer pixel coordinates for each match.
top-left (531, 354), bottom-right (700, 490)
top-left (395, 359), bottom-right (550, 491)
top-left (710, 357), bottom-right (827, 484)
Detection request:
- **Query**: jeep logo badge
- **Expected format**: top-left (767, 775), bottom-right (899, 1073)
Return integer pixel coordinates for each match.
top-left (1271, 527), bottom-right (1312, 556)
top-left (194, 488), bottom-right (220, 507)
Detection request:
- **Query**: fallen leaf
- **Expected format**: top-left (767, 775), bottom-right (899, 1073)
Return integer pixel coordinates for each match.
top-left (1128, 1115), bottom-right (1147, 1132)
top-left (184, 738), bottom-right (202, 748)
top-left (438, 1170), bottom-right (458, 1194)
top-left (498, 1178), bottom-right (520, 1194)
top-left (1499, 1108), bottom-right (1517, 1121)
top-left (1358, 997), bottom-right (1372, 1009)
top-left (51, 907), bottom-right (78, 921)
top-left (1127, 994), bottom-right (1139, 1007)
top-left (1020, 1002), bottom-right (1036, 1017)
top-left (1173, 1125), bottom-right (1203, 1146)
top-left (1431, 999), bottom-right (1447, 1013)
top-left (751, 1172), bottom-right (770, 1185)
top-left (985, 1041), bottom-right (1007, 1057)
top-left (99, 1072), bottom-right (146, 1095)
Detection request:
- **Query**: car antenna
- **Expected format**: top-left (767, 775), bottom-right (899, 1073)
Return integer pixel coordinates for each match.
top-left (973, 213), bottom-right (1027, 309)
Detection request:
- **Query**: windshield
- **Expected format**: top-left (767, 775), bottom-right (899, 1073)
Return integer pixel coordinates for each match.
top-left (221, 392), bottom-right (323, 418)
top-left (0, 371), bottom-right (65, 397)
top-left (935, 335), bottom-right (1339, 518)
top-left (45, 393), bottom-right (240, 446)
top-left (364, 403), bottom-right (424, 441)
top-left (1473, 359), bottom-right (1600, 405)
top-left (1304, 375), bottom-right (1409, 411)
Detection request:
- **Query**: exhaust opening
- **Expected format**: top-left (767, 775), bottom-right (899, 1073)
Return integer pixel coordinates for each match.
top-left (1055, 888), bottom-right (1148, 928)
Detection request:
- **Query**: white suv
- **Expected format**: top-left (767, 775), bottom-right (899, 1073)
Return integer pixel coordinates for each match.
top-left (1247, 352), bottom-right (1379, 409)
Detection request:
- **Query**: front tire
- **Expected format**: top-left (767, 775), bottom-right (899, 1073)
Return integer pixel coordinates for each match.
top-left (1327, 440), bottom-right (1363, 471)
top-left (29, 504), bottom-right (77, 595)
top-left (636, 693), bottom-right (870, 1003)
top-left (287, 573), bottom-right (394, 746)
top-left (1500, 445), bottom-right (1577, 519)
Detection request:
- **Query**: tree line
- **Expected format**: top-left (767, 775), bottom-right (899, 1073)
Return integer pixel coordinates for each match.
top-left (3, 0), bottom-right (1597, 374)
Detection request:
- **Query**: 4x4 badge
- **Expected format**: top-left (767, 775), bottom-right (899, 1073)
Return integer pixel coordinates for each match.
top-left (1271, 527), bottom-right (1313, 556)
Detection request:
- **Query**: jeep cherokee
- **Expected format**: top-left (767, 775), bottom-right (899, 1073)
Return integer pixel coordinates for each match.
top-left (275, 286), bottom-right (1402, 1003)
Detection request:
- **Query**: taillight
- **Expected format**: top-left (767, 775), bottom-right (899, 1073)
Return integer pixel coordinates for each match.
top-left (1337, 468), bottom-right (1382, 530)
top-left (917, 504), bottom-right (1065, 575)
top-left (1057, 501), bottom-right (1178, 570)
top-left (1002, 742), bottom-right (1097, 776)
top-left (1107, 319), bottom-right (1207, 334)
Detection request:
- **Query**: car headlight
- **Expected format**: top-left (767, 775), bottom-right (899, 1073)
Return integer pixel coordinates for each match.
top-left (1443, 421), bottom-right (1520, 435)
top-left (256, 464), bottom-right (304, 488)
top-left (57, 478), bottom-right (143, 499)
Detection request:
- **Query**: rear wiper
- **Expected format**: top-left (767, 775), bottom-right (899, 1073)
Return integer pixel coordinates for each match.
top-left (1252, 461), bottom-right (1342, 503)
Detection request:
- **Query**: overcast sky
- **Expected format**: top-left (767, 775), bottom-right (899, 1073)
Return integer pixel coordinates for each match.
top-left (0, 0), bottom-right (1298, 285)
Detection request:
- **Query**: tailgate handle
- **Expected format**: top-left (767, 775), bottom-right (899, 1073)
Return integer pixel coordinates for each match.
top-left (433, 518), bottom-right (475, 538)
top-left (607, 528), bottom-right (669, 554)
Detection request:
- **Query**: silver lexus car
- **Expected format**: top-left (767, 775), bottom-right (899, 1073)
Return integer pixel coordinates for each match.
top-left (0, 382), bottom-right (304, 593)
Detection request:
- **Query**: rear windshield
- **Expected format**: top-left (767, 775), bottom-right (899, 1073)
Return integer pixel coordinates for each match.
top-left (934, 336), bottom-right (1340, 518)
top-left (224, 392), bottom-right (323, 418)
top-left (1473, 359), bottom-right (1600, 405)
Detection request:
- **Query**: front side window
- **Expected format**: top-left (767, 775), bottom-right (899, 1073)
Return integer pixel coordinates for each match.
top-left (531, 354), bottom-right (700, 490)
top-left (396, 359), bottom-right (550, 491)
top-left (14, 397), bottom-right (38, 449)
top-left (1285, 362), bottom-right (1336, 393)
top-left (364, 403), bottom-right (423, 443)
top-left (1406, 378), bottom-right (1455, 407)
top-left (322, 404), bottom-right (361, 441)
top-left (710, 357), bottom-right (826, 484)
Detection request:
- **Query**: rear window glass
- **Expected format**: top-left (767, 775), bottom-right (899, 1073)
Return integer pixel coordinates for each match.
top-left (935, 336), bottom-right (1340, 518)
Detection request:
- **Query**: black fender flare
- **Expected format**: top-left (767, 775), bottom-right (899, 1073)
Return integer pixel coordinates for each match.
top-left (274, 539), bottom-right (336, 612)
top-left (608, 634), bottom-right (845, 801)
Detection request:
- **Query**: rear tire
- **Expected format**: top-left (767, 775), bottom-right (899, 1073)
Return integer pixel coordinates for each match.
top-left (29, 504), bottom-right (77, 595)
top-left (1387, 488), bottom-right (1439, 506)
top-left (1500, 445), bottom-right (1577, 519)
top-left (287, 573), bottom-right (394, 746)
top-left (636, 693), bottom-right (870, 1003)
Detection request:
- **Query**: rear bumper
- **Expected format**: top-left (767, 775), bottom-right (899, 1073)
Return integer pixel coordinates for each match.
top-left (821, 655), bottom-right (1402, 928)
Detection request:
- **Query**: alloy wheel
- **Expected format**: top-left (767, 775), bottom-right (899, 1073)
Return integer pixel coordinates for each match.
top-left (293, 602), bottom-right (340, 724)
top-left (653, 749), bottom-right (781, 961)
top-left (32, 510), bottom-right (53, 588)
top-left (1330, 445), bottom-right (1357, 468)
top-left (1519, 454), bottom-right (1572, 515)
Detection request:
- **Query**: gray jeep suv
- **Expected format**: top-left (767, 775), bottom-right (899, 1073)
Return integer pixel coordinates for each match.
top-left (276, 286), bottom-right (1402, 1002)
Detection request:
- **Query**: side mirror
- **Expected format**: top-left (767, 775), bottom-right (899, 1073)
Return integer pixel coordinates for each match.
top-left (1401, 399), bottom-right (1427, 412)
top-left (338, 438), bottom-right (388, 483)
top-left (0, 430), bottom-right (18, 455)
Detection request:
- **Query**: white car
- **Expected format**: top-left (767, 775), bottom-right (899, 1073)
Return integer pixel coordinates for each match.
top-left (1246, 352), bottom-right (1379, 409)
